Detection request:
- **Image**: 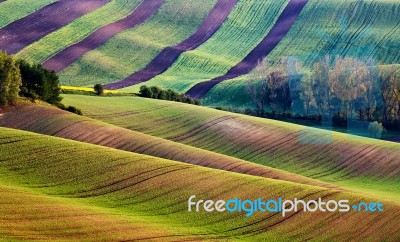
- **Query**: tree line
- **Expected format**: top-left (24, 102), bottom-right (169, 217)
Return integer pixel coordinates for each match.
top-left (246, 56), bottom-right (400, 132)
top-left (139, 85), bottom-right (200, 105)
top-left (0, 52), bottom-right (81, 114)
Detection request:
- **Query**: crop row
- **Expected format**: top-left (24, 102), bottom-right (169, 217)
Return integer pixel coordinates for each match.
top-left (267, 0), bottom-right (400, 66)
top-left (120, 0), bottom-right (290, 93)
top-left (58, 0), bottom-right (218, 87)
top-left (16, 0), bottom-right (142, 64)
top-left (0, 0), bottom-right (109, 54)
top-left (0, 0), bottom-right (56, 28)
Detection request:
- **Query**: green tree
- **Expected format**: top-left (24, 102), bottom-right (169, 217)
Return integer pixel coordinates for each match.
top-left (18, 60), bottom-right (62, 105)
top-left (94, 84), bottom-right (104, 95)
top-left (139, 85), bottom-right (153, 97)
top-left (0, 52), bottom-right (22, 106)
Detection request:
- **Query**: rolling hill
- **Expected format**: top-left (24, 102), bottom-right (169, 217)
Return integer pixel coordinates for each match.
top-left (1, 0), bottom-right (398, 104)
top-left (0, 127), bottom-right (399, 241)
top-left (61, 95), bottom-right (400, 202)
top-left (0, 104), bottom-right (335, 189)
top-left (0, 0), bottom-right (399, 240)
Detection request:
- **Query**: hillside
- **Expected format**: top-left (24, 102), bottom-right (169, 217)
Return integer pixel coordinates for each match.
top-left (1, 127), bottom-right (399, 240)
top-left (0, 0), bottom-right (399, 240)
top-left (61, 95), bottom-right (400, 202)
top-left (0, 105), bottom-right (335, 189)
top-left (1, 0), bottom-right (397, 104)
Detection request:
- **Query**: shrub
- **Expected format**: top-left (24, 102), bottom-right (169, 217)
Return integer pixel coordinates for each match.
top-left (94, 84), bottom-right (104, 95)
top-left (139, 85), bottom-right (153, 98)
top-left (368, 121), bottom-right (384, 138)
top-left (65, 105), bottom-right (83, 115)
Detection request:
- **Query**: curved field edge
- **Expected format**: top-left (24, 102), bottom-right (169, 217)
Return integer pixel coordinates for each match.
top-left (185, 0), bottom-right (309, 99)
top-left (120, 0), bottom-right (290, 93)
top-left (42, 0), bottom-right (164, 73)
top-left (0, 127), bottom-right (399, 240)
top-left (104, 0), bottom-right (237, 90)
top-left (0, 0), bottom-right (110, 54)
top-left (0, 105), bottom-right (336, 190)
top-left (0, 184), bottom-right (192, 241)
top-left (267, 0), bottom-right (400, 66)
top-left (16, 0), bottom-right (143, 64)
top-left (61, 95), bottom-right (400, 202)
top-left (58, 0), bottom-right (219, 87)
top-left (0, 0), bottom-right (56, 28)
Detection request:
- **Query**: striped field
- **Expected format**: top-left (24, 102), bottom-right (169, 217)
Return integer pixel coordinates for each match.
top-left (61, 95), bottom-right (400, 202)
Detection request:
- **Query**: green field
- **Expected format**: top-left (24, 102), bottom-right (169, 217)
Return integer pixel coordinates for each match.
top-left (0, 105), bottom-right (334, 189)
top-left (58, 0), bottom-right (218, 87)
top-left (201, 0), bottom-right (400, 109)
top-left (0, 0), bottom-right (56, 28)
top-left (121, 0), bottom-right (289, 93)
top-left (1, 0), bottom-right (399, 239)
top-left (61, 95), bottom-right (400, 202)
top-left (16, 0), bottom-right (142, 64)
top-left (267, 0), bottom-right (400, 66)
top-left (1, 127), bottom-right (399, 240)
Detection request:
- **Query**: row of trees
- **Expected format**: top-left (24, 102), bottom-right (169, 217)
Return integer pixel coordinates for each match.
top-left (246, 56), bottom-right (400, 130)
top-left (139, 85), bottom-right (200, 105)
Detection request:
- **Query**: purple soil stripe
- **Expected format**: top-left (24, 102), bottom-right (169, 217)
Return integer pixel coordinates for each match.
top-left (186, 0), bottom-right (309, 99)
top-left (43, 0), bottom-right (164, 73)
top-left (0, 0), bottom-right (109, 55)
top-left (104, 0), bottom-right (238, 90)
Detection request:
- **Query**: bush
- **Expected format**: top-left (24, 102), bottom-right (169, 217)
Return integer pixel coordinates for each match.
top-left (66, 106), bottom-right (83, 115)
top-left (368, 121), bottom-right (384, 138)
top-left (94, 84), bottom-right (104, 95)
top-left (55, 102), bottom-right (82, 115)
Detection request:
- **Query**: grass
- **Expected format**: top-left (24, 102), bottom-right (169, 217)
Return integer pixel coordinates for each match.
top-left (58, 0), bottom-right (218, 87)
top-left (15, 0), bottom-right (142, 64)
top-left (61, 94), bottom-right (400, 202)
top-left (202, 0), bottom-right (400, 110)
top-left (0, 127), bottom-right (399, 240)
top-left (0, 0), bottom-right (56, 28)
top-left (121, 0), bottom-right (289, 93)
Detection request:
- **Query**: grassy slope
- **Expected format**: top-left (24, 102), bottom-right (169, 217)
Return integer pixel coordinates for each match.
top-left (0, 127), bottom-right (399, 240)
top-left (58, 0), bottom-right (217, 87)
top-left (267, 0), bottom-right (400, 66)
top-left (0, 105), bottom-right (338, 190)
top-left (62, 95), bottom-right (400, 202)
top-left (202, 0), bottom-right (400, 109)
top-left (121, 0), bottom-right (289, 93)
top-left (0, 0), bottom-right (56, 28)
top-left (15, 0), bottom-right (142, 64)
top-left (0, 184), bottom-right (182, 241)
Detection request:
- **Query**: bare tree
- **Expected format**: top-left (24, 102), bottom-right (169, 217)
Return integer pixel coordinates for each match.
top-left (313, 55), bottom-right (333, 118)
top-left (299, 72), bottom-right (316, 115)
top-left (246, 59), bottom-right (270, 114)
top-left (329, 56), bottom-right (368, 119)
